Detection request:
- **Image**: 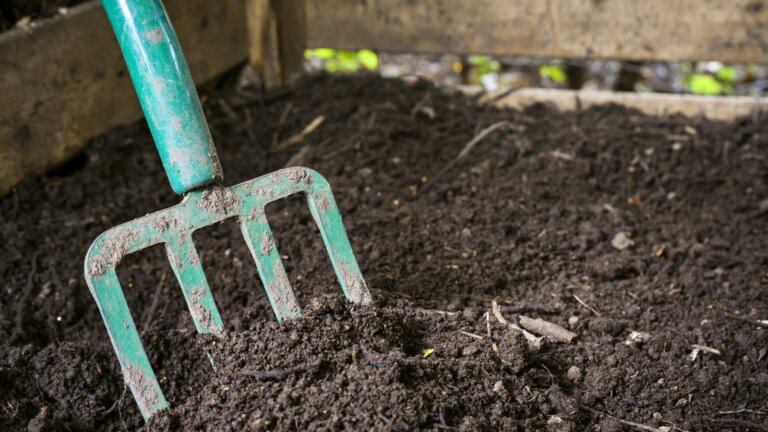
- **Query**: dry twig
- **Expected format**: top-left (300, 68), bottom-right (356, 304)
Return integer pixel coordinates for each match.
top-left (581, 405), bottom-right (668, 432)
top-left (485, 311), bottom-right (492, 338)
top-left (705, 418), bottom-right (768, 431)
top-left (491, 300), bottom-right (542, 351)
top-left (518, 315), bottom-right (576, 343)
top-left (459, 330), bottom-right (484, 340)
top-left (724, 313), bottom-right (768, 329)
top-left (274, 115), bottom-right (325, 150)
top-left (284, 145), bottom-right (311, 167)
top-left (718, 409), bottom-right (767, 416)
top-left (422, 121), bottom-right (511, 192)
top-left (414, 308), bottom-right (460, 317)
top-left (573, 294), bottom-right (602, 317)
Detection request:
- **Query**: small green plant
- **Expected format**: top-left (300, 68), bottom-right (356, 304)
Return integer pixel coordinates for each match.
top-left (686, 63), bottom-right (738, 96)
top-left (689, 74), bottom-right (723, 95)
top-left (356, 50), bottom-right (379, 70)
top-left (716, 66), bottom-right (736, 83)
top-left (468, 55), bottom-right (501, 78)
top-left (538, 64), bottom-right (566, 84)
top-left (305, 48), bottom-right (379, 73)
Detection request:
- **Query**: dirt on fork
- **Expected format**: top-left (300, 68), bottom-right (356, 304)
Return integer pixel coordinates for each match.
top-left (1, 74), bottom-right (767, 431)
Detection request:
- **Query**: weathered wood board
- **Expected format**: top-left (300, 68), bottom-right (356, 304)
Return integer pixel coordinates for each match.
top-left (305, 0), bottom-right (768, 63)
top-left (5, 0), bottom-right (768, 194)
top-left (484, 88), bottom-right (768, 121)
top-left (245, 0), bottom-right (306, 88)
top-left (0, 0), bottom-right (248, 195)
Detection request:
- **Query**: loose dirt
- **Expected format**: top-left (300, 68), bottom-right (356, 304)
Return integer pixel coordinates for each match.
top-left (1, 74), bottom-right (766, 431)
top-left (0, 0), bottom-right (88, 32)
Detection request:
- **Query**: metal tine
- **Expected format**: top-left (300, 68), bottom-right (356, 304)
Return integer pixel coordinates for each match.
top-left (240, 211), bottom-right (301, 321)
top-left (87, 268), bottom-right (168, 418)
top-left (84, 167), bottom-right (372, 421)
top-left (165, 234), bottom-right (224, 333)
top-left (305, 182), bottom-right (372, 305)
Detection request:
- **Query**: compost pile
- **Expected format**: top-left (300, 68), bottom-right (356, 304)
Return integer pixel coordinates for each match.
top-left (1, 74), bottom-right (767, 431)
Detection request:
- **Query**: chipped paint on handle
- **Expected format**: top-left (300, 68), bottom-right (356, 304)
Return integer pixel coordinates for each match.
top-left (84, 167), bottom-right (372, 421)
top-left (101, 0), bottom-right (222, 194)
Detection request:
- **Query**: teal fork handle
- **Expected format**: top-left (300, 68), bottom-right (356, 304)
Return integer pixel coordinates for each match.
top-left (102, 0), bottom-right (223, 194)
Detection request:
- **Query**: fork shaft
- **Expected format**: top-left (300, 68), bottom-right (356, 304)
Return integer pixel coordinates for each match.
top-left (102, 0), bottom-right (223, 194)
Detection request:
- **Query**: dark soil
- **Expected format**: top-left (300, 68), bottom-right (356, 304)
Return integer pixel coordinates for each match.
top-left (1, 74), bottom-right (767, 431)
top-left (0, 0), bottom-right (88, 32)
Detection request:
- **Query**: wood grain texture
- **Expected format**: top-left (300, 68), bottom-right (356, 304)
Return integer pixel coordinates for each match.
top-left (0, 0), bottom-right (248, 195)
top-left (305, 0), bottom-right (768, 62)
top-left (246, 0), bottom-right (282, 88)
top-left (245, 0), bottom-right (306, 88)
top-left (487, 88), bottom-right (768, 121)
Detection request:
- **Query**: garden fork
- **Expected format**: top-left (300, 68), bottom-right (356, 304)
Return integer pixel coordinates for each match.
top-left (84, 0), bottom-right (371, 420)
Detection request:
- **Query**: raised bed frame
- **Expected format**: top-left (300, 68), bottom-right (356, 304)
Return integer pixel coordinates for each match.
top-left (1, 0), bottom-right (767, 195)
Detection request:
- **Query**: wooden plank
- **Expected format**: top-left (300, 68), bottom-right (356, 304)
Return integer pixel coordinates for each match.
top-left (273, 0), bottom-right (307, 84)
top-left (245, 0), bottom-right (282, 88)
top-left (485, 88), bottom-right (768, 121)
top-left (245, 0), bottom-right (306, 88)
top-left (0, 0), bottom-right (248, 195)
top-left (305, 0), bottom-right (768, 63)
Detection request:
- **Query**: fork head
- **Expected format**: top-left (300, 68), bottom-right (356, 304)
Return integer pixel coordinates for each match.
top-left (84, 167), bottom-right (371, 419)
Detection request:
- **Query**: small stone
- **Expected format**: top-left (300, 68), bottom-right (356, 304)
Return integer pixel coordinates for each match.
top-left (462, 345), bottom-right (479, 357)
top-left (547, 415), bottom-right (563, 425)
top-left (759, 198), bottom-right (768, 211)
top-left (625, 330), bottom-right (651, 345)
top-left (309, 297), bottom-right (323, 311)
top-left (566, 366), bottom-right (581, 381)
top-left (568, 316), bottom-right (579, 327)
top-left (611, 232), bottom-right (634, 250)
top-left (26, 406), bottom-right (51, 432)
top-left (15, 16), bottom-right (32, 32)
top-left (493, 380), bottom-right (504, 393)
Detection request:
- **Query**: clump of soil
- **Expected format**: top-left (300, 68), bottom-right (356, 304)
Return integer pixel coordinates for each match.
top-left (1, 74), bottom-right (767, 431)
top-left (147, 294), bottom-right (536, 431)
